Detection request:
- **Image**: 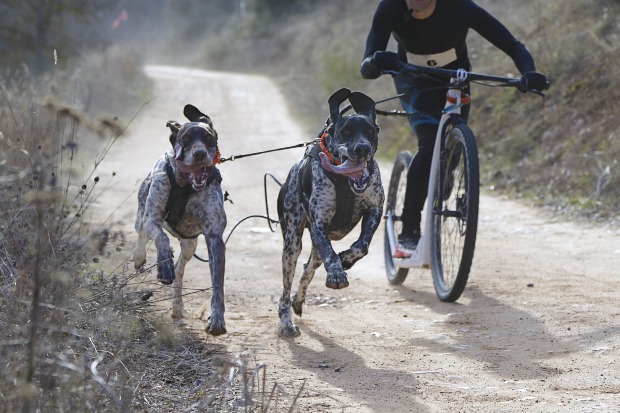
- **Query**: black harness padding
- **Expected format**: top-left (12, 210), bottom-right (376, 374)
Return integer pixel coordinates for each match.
top-left (164, 157), bottom-right (222, 227)
top-left (301, 144), bottom-right (356, 230)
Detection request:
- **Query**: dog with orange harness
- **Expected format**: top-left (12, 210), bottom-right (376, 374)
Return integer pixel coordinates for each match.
top-left (276, 89), bottom-right (384, 337)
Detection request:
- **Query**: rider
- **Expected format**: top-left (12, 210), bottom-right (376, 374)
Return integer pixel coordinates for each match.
top-left (360, 0), bottom-right (548, 250)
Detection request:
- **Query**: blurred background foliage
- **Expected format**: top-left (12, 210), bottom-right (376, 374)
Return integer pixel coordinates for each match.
top-left (132, 0), bottom-right (619, 223)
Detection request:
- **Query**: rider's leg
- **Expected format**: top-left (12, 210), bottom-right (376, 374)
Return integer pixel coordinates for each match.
top-left (401, 103), bottom-right (471, 245)
top-left (401, 126), bottom-right (437, 239)
top-left (394, 75), bottom-right (444, 248)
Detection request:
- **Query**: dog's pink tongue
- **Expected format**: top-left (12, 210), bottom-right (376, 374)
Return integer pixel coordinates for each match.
top-left (319, 152), bottom-right (365, 180)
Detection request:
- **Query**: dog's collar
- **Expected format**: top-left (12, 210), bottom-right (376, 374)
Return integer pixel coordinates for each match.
top-left (319, 131), bottom-right (341, 165)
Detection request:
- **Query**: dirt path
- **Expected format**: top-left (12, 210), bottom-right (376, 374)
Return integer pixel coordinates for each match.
top-left (97, 66), bottom-right (620, 412)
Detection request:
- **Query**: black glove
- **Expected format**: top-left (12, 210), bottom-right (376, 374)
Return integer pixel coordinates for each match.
top-left (371, 51), bottom-right (400, 73)
top-left (520, 71), bottom-right (549, 92)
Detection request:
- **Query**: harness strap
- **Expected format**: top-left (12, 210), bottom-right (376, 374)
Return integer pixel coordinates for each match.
top-left (299, 145), bottom-right (355, 230)
top-left (164, 159), bottom-right (197, 227)
top-left (163, 157), bottom-right (222, 228)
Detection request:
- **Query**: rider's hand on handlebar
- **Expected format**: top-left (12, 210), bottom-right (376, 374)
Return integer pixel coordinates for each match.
top-left (371, 51), bottom-right (400, 73)
top-left (519, 71), bottom-right (549, 93)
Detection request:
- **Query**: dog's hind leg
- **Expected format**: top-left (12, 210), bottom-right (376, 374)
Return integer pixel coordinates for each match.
top-left (277, 171), bottom-right (305, 337)
top-left (292, 247), bottom-right (322, 317)
top-left (278, 224), bottom-right (304, 338)
top-left (171, 237), bottom-right (197, 319)
top-left (134, 178), bottom-right (151, 269)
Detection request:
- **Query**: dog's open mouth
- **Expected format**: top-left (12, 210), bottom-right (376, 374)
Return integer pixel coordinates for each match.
top-left (319, 152), bottom-right (372, 193)
top-left (349, 167), bottom-right (372, 193)
top-left (176, 160), bottom-right (211, 191)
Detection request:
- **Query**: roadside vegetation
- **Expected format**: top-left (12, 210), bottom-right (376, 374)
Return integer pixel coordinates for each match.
top-left (0, 50), bottom-right (289, 413)
top-left (183, 0), bottom-right (620, 224)
top-left (0, 4), bottom-right (276, 410)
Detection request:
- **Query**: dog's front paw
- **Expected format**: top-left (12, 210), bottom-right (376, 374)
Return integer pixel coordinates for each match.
top-left (134, 256), bottom-right (146, 270)
top-left (292, 295), bottom-right (304, 317)
top-left (338, 251), bottom-right (355, 270)
top-left (278, 322), bottom-right (301, 338)
top-left (325, 271), bottom-right (349, 289)
top-left (339, 243), bottom-right (367, 270)
top-left (206, 316), bottom-right (227, 336)
top-left (171, 303), bottom-right (186, 319)
top-left (156, 253), bottom-right (175, 285)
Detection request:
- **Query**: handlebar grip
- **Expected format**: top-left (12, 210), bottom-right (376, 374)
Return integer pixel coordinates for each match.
top-left (526, 78), bottom-right (550, 97)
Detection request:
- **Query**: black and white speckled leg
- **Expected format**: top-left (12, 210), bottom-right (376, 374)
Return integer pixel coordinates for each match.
top-left (171, 237), bottom-right (197, 319)
top-left (292, 247), bottom-right (322, 317)
top-left (205, 233), bottom-right (226, 336)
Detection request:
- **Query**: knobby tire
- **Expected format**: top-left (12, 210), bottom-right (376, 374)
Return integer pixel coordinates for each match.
top-left (384, 151), bottom-right (413, 285)
top-left (431, 122), bottom-right (479, 302)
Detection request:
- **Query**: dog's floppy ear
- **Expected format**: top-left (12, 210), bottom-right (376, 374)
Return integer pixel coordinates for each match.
top-left (166, 121), bottom-right (182, 146)
top-left (184, 104), bottom-right (212, 126)
top-left (328, 88), bottom-right (352, 126)
top-left (349, 92), bottom-right (377, 122)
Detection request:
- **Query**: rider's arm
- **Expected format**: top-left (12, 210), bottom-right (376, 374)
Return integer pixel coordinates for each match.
top-left (360, 1), bottom-right (399, 79)
top-left (464, 0), bottom-right (536, 74)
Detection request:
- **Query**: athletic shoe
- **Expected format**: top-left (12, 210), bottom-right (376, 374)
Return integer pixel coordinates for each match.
top-left (398, 230), bottom-right (421, 251)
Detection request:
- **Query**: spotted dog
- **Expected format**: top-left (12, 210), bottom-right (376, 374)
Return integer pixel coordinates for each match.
top-left (277, 88), bottom-right (384, 337)
top-left (134, 104), bottom-right (227, 336)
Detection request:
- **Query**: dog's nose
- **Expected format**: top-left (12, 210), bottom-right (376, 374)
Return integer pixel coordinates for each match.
top-left (192, 148), bottom-right (208, 160)
top-left (353, 143), bottom-right (371, 159)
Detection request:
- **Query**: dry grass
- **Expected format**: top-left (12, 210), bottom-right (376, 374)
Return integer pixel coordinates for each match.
top-left (0, 64), bottom-right (147, 411)
top-left (469, 0), bottom-right (620, 223)
top-left (0, 54), bottom-right (299, 412)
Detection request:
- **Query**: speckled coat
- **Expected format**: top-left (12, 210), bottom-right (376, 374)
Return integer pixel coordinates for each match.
top-left (134, 105), bottom-right (227, 336)
top-left (276, 89), bottom-right (385, 337)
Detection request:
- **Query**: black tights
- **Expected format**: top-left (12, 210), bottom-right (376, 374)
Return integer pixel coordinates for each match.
top-left (402, 124), bottom-right (436, 234)
top-left (396, 83), bottom-right (471, 235)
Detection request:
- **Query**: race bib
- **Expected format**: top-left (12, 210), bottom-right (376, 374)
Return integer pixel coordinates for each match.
top-left (406, 48), bottom-right (457, 67)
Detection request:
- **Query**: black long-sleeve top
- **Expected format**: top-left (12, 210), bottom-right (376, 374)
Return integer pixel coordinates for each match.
top-left (361, 0), bottom-right (536, 79)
